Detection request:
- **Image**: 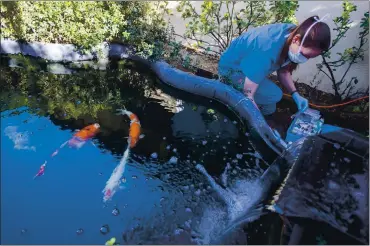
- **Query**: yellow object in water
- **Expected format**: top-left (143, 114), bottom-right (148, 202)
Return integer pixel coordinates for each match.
top-left (105, 237), bottom-right (116, 245)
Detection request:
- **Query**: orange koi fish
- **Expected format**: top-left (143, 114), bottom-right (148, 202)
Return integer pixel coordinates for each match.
top-left (68, 123), bottom-right (101, 149)
top-left (116, 109), bottom-right (141, 148)
top-left (34, 123), bottom-right (100, 178)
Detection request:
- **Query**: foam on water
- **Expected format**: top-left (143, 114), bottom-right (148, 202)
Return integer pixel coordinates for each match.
top-left (4, 126), bottom-right (36, 151)
top-left (102, 147), bottom-right (130, 202)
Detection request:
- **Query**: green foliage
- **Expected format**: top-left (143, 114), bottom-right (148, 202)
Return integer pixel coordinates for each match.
top-left (0, 1), bottom-right (171, 56)
top-left (315, 1), bottom-right (369, 102)
top-left (269, 1), bottom-right (299, 24)
top-left (175, 1), bottom-right (299, 54)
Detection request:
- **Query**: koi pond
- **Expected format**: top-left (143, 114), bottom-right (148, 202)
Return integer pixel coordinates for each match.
top-left (0, 54), bottom-right (366, 245)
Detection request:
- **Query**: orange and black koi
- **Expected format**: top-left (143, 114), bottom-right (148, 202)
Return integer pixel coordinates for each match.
top-left (34, 123), bottom-right (100, 178)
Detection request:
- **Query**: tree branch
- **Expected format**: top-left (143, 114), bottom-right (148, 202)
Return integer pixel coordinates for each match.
top-left (321, 55), bottom-right (340, 98)
top-left (339, 32), bottom-right (367, 86)
top-left (173, 33), bottom-right (219, 47)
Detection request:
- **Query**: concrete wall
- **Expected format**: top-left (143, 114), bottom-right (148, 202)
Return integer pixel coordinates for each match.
top-left (164, 1), bottom-right (369, 96)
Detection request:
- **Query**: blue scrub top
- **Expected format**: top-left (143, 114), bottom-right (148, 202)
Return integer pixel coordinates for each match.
top-left (218, 23), bottom-right (296, 84)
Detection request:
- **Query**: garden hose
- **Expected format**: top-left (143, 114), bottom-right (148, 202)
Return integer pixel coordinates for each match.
top-left (283, 94), bottom-right (369, 109)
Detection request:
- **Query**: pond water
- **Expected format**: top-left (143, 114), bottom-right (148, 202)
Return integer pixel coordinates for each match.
top-left (1, 54), bottom-right (366, 245)
top-left (1, 55), bottom-right (283, 245)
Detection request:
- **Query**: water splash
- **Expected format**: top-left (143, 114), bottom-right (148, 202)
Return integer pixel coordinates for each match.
top-left (195, 164), bottom-right (265, 244)
top-left (102, 147), bottom-right (130, 202)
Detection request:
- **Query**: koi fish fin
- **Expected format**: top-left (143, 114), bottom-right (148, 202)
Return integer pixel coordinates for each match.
top-left (60, 141), bottom-right (68, 149)
top-left (90, 141), bottom-right (97, 148)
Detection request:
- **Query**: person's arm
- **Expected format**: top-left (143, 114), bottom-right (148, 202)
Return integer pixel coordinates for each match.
top-left (243, 77), bottom-right (259, 108)
top-left (277, 67), bottom-right (296, 94)
top-left (277, 67), bottom-right (309, 112)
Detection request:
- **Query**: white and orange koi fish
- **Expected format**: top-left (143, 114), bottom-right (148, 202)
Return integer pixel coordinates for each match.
top-left (102, 108), bottom-right (141, 202)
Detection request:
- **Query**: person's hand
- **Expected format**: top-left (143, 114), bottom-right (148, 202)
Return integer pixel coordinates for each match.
top-left (292, 92), bottom-right (308, 112)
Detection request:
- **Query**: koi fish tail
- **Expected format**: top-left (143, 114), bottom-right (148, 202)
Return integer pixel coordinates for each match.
top-left (33, 161), bottom-right (47, 179)
top-left (51, 141), bottom-right (68, 158)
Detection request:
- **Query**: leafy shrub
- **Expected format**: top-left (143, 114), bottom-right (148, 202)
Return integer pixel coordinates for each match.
top-left (0, 1), bottom-right (171, 56)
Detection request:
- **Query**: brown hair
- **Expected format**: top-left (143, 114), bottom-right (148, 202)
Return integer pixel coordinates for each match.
top-left (279, 15), bottom-right (331, 73)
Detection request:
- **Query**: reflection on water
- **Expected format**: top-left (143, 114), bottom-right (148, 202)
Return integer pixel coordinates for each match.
top-left (0, 55), bottom-right (273, 245)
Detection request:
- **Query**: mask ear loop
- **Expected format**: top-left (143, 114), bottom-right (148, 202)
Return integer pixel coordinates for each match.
top-left (298, 14), bottom-right (330, 53)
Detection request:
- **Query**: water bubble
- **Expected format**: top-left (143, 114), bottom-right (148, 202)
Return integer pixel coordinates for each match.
top-left (163, 137), bottom-right (166, 140)
top-left (233, 121), bottom-right (237, 124)
top-left (173, 148), bottom-right (177, 153)
top-left (233, 170), bottom-right (237, 174)
top-left (160, 197), bottom-right (165, 202)
top-left (330, 162), bottom-right (336, 167)
top-left (236, 154), bottom-right (243, 159)
top-left (333, 143), bottom-right (340, 149)
top-left (195, 189), bottom-right (201, 196)
top-left (99, 172), bottom-right (103, 176)
top-left (100, 224), bottom-right (110, 235)
top-left (187, 154), bottom-right (191, 158)
top-left (202, 140), bottom-right (207, 145)
top-left (139, 134), bottom-right (145, 139)
top-left (132, 175), bottom-right (138, 179)
top-left (121, 177), bottom-right (127, 183)
top-left (328, 180), bottom-right (340, 190)
top-left (150, 152), bottom-right (158, 158)
top-left (166, 145), bottom-right (171, 150)
top-left (185, 219), bottom-right (192, 228)
top-left (343, 158), bottom-right (351, 163)
top-left (112, 208), bottom-right (120, 216)
top-left (216, 135), bottom-right (220, 138)
top-left (76, 228), bottom-right (83, 235)
top-left (185, 207), bottom-right (192, 213)
top-left (174, 228), bottom-right (184, 235)
top-left (183, 186), bottom-right (189, 190)
top-left (245, 132), bottom-right (250, 136)
top-left (206, 130), bottom-right (210, 133)
top-left (169, 156), bottom-right (178, 164)
top-left (232, 159), bottom-right (238, 163)
top-left (228, 141), bottom-right (230, 144)
top-left (21, 229), bottom-right (27, 234)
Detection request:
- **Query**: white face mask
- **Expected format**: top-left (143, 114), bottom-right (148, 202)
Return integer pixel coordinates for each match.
top-left (288, 14), bottom-right (329, 64)
top-left (288, 45), bottom-right (308, 64)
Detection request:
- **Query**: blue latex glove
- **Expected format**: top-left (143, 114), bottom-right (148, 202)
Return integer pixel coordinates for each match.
top-left (292, 92), bottom-right (308, 112)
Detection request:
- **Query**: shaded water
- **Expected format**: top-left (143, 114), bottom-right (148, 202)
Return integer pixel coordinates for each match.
top-left (1, 55), bottom-right (277, 245)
